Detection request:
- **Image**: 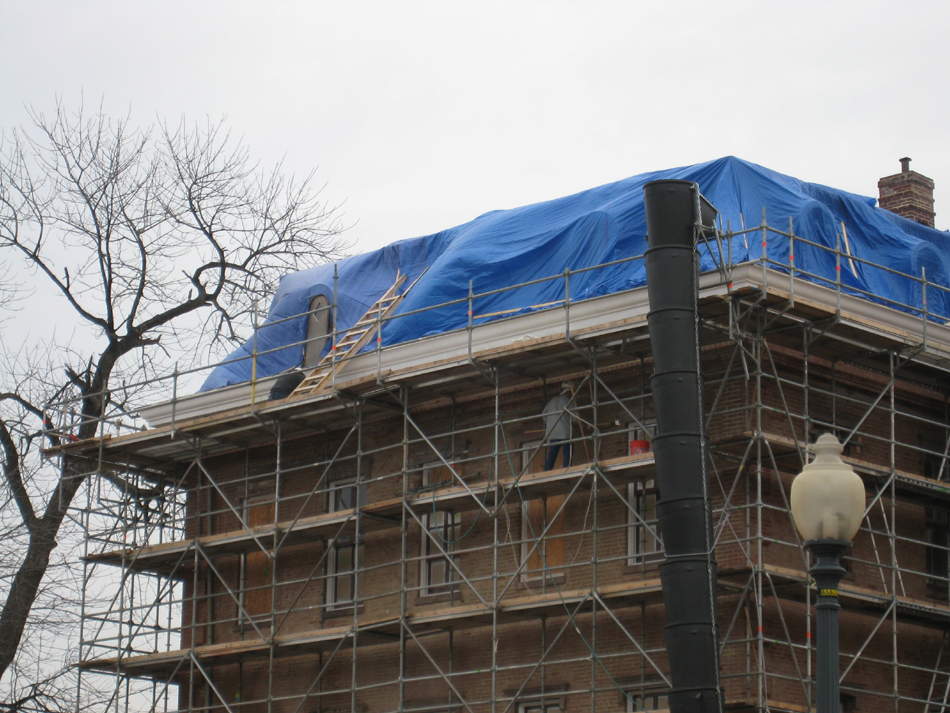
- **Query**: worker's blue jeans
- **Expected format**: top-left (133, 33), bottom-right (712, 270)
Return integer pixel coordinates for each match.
top-left (543, 439), bottom-right (571, 471)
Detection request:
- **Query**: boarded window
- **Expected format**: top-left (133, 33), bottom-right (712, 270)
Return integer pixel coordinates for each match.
top-left (244, 497), bottom-right (275, 619)
top-left (520, 441), bottom-right (564, 581)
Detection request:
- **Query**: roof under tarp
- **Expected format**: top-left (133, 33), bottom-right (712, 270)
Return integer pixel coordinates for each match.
top-left (201, 156), bottom-right (950, 392)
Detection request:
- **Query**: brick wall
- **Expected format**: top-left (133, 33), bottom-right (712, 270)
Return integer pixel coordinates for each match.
top-left (175, 339), bottom-right (948, 713)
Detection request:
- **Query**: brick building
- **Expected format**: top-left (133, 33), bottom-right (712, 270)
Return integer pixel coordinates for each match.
top-left (68, 158), bottom-right (950, 713)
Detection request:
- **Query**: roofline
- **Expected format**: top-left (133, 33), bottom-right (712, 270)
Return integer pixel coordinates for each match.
top-left (136, 262), bottom-right (950, 429)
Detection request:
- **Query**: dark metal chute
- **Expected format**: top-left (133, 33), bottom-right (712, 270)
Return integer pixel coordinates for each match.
top-left (643, 179), bottom-right (722, 713)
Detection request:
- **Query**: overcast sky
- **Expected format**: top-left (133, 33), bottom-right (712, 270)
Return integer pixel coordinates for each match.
top-left (3, 0), bottom-right (948, 264)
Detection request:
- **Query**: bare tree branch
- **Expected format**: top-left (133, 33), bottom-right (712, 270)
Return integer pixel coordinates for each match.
top-left (0, 416), bottom-right (37, 531)
top-left (0, 100), bottom-right (347, 699)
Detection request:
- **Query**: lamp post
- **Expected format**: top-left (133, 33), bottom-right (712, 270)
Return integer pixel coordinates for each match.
top-left (790, 434), bottom-right (866, 713)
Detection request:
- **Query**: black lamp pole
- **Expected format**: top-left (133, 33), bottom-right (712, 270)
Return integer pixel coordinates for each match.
top-left (807, 539), bottom-right (851, 713)
top-left (790, 434), bottom-right (865, 713)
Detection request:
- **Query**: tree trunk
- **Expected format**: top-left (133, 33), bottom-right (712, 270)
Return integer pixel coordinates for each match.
top-left (0, 459), bottom-right (85, 681)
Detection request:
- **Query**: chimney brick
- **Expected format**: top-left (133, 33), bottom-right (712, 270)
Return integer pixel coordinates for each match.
top-left (878, 157), bottom-right (935, 228)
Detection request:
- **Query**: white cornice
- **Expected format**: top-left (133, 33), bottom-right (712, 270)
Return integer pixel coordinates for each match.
top-left (139, 265), bottom-right (950, 428)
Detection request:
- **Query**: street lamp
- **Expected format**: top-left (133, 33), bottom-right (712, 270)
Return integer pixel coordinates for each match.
top-left (790, 433), bottom-right (866, 713)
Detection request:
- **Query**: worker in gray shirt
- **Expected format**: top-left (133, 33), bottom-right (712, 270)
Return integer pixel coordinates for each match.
top-left (541, 381), bottom-right (577, 471)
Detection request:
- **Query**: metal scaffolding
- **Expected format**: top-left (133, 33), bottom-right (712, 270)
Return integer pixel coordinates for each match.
top-left (57, 218), bottom-right (950, 713)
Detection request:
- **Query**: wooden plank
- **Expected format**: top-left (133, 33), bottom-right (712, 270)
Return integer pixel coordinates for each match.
top-left (79, 578), bottom-right (667, 676)
top-left (87, 506), bottom-right (364, 570)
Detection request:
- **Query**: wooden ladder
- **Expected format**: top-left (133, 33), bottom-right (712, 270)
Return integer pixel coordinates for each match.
top-left (290, 272), bottom-right (409, 398)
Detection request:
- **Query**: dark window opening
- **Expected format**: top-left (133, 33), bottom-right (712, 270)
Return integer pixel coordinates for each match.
top-left (926, 507), bottom-right (950, 598)
top-left (840, 692), bottom-right (859, 713)
top-left (924, 450), bottom-right (948, 482)
top-left (809, 420), bottom-right (863, 458)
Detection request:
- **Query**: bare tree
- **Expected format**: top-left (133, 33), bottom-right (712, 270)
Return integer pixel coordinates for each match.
top-left (0, 101), bottom-right (346, 704)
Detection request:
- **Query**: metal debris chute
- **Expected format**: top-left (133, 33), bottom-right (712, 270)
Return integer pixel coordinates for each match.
top-left (643, 179), bottom-right (722, 713)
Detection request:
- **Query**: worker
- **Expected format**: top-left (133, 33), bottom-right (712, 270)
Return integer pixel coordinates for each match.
top-left (541, 381), bottom-right (577, 471)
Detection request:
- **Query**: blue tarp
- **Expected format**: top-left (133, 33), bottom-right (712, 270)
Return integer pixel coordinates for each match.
top-left (201, 156), bottom-right (950, 392)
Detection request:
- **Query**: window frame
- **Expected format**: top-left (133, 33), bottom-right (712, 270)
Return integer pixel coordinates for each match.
top-left (517, 703), bottom-right (561, 713)
top-left (512, 683), bottom-right (569, 712)
top-left (926, 506), bottom-right (950, 598)
top-left (624, 688), bottom-right (669, 713)
top-left (628, 419), bottom-right (656, 450)
top-left (623, 419), bottom-right (661, 568)
top-left (627, 477), bottom-right (663, 566)
top-left (420, 463), bottom-right (461, 596)
top-left (325, 476), bottom-right (364, 610)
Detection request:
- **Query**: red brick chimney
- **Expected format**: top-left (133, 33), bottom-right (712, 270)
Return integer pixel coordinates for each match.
top-left (878, 157), bottom-right (935, 228)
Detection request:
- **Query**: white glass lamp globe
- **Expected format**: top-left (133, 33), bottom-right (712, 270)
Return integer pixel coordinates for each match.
top-left (790, 434), bottom-right (866, 542)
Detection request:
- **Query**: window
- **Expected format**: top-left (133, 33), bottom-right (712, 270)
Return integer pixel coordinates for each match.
top-left (328, 476), bottom-right (363, 512)
top-left (840, 553), bottom-right (854, 577)
top-left (625, 689), bottom-right (669, 713)
top-left (518, 703), bottom-right (561, 713)
top-left (521, 442), bottom-right (565, 581)
top-left (923, 449), bottom-right (948, 481)
top-left (627, 478), bottom-right (662, 565)
top-left (243, 495), bottom-right (275, 621)
top-left (328, 538), bottom-right (356, 607)
top-left (926, 507), bottom-right (950, 597)
top-left (304, 295), bottom-right (331, 367)
top-left (840, 692), bottom-right (859, 713)
top-left (421, 463), bottom-right (461, 596)
top-left (326, 477), bottom-right (365, 609)
top-left (511, 684), bottom-right (568, 712)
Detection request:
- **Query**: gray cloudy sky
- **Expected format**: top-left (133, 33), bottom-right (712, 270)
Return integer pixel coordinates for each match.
top-left (2, 0), bottom-right (948, 256)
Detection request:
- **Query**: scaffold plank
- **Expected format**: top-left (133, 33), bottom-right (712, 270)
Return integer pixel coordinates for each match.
top-left (720, 564), bottom-right (950, 628)
top-left (78, 578), bottom-right (665, 678)
top-left (86, 452), bottom-right (656, 573)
